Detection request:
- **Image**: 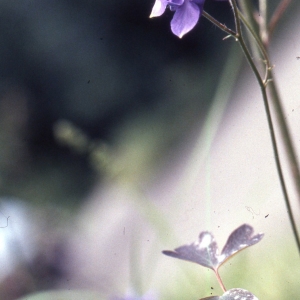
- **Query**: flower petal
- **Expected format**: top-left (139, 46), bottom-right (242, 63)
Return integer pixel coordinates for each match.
top-left (150, 0), bottom-right (168, 18)
top-left (168, 0), bottom-right (185, 11)
top-left (170, 0), bottom-right (204, 38)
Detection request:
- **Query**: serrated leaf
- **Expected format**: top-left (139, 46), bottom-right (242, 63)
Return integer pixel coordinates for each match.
top-left (162, 224), bottom-right (263, 271)
top-left (200, 288), bottom-right (259, 300)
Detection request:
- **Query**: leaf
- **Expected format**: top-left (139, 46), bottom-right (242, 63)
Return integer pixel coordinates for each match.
top-left (219, 224), bottom-right (264, 266)
top-left (162, 224), bottom-right (263, 271)
top-left (200, 288), bottom-right (259, 300)
top-left (162, 231), bottom-right (219, 270)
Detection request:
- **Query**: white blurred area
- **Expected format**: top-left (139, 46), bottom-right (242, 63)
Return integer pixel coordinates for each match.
top-left (0, 199), bottom-right (38, 281)
top-left (0, 198), bottom-right (67, 299)
top-left (64, 5), bottom-right (300, 300)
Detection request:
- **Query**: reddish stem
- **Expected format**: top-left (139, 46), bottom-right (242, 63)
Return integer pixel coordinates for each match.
top-left (268, 0), bottom-right (292, 45)
top-left (214, 269), bottom-right (226, 293)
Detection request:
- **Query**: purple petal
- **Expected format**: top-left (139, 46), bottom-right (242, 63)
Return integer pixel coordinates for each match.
top-left (219, 224), bottom-right (264, 266)
top-left (170, 0), bottom-right (204, 38)
top-left (168, 0), bottom-right (185, 11)
top-left (168, 0), bottom-right (185, 5)
top-left (162, 231), bottom-right (219, 270)
top-left (150, 0), bottom-right (168, 18)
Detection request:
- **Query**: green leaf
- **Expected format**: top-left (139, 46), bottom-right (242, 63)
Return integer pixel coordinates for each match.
top-left (200, 288), bottom-right (259, 300)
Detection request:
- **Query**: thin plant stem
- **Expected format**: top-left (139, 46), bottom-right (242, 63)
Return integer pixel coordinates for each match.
top-left (229, 0), bottom-right (241, 36)
top-left (267, 77), bottom-right (300, 208)
top-left (238, 9), bottom-right (269, 64)
top-left (203, 2), bottom-right (300, 254)
top-left (259, 0), bottom-right (268, 45)
top-left (238, 1), bottom-right (261, 62)
top-left (240, 0), bottom-right (300, 214)
top-left (268, 0), bottom-right (292, 45)
top-left (202, 11), bottom-right (236, 37)
top-left (229, 0), bottom-right (300, 254)
top-left (214, 269), bottom-right (226, 292)
top-left (237, 9), bottom-right (271, 83)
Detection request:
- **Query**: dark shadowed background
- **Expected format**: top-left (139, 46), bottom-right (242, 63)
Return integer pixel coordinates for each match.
top-left (0, 0), bottom-right (234, 206)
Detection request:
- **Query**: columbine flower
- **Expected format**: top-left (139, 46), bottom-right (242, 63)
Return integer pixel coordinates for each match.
top-left (150, 0), bottom-right (206, 38)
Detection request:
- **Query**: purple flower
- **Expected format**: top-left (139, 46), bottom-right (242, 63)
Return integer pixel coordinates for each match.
top-left (150, 0), bottom-right (206, 38)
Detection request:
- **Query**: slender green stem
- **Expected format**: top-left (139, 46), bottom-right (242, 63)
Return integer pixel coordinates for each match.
top-left (229, 0), bottom-right (300, 254)
top-left (238, 1), bottom-right (261, 59)
top-left (229, 0), bottom-right (241, 36)
top-left (240, 1), bottom-right (300, 214)
top-left (202, 11), bottom-right (236, 37)
top-left (267, 77), bottom-right (300, 211)
top-left (203, 2), bottom-right (300, 254)
top-left (237, 9), bottom-right (271, 83)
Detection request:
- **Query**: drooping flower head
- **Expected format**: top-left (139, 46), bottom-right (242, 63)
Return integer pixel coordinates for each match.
top-left (150, 0), bottom-right (206, 38)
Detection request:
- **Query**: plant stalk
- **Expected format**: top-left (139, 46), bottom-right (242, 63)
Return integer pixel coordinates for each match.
top-left (203, 0), bottom-right (300, 254)
top-left (215, 269), bottom-right (226, 292)
top-left (230, 0), bottom-right (300, 254)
